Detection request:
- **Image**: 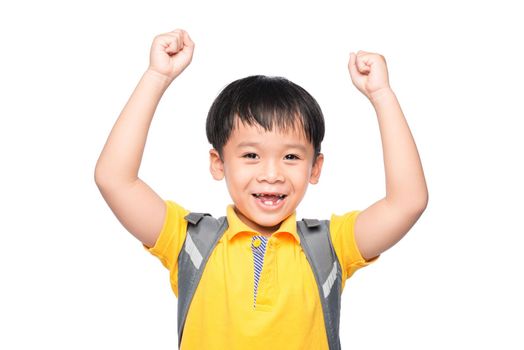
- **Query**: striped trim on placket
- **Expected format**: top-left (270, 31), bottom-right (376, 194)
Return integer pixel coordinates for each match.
top-left (251, 235), bottom-right (269, 308)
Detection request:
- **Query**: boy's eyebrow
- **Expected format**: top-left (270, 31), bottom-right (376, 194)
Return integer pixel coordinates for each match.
top-left (237, 141), bottom-right (307, 152)
top-left (284, 143), bottom-right (308, 152)
top-left (237, 141), bottom-right (260, 148)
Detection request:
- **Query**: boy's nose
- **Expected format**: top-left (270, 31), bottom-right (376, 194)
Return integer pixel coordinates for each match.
top-left (256, 161), bottom-right (285, 183)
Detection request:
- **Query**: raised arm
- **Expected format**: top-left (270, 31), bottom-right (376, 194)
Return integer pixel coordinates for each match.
top-left (94, 29), bottom-right (194, 248)
top-left (347, 51), bottom-right (429, 260)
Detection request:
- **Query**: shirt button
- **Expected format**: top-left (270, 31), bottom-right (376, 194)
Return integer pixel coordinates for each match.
top-left (253, 237), bottom-right (262, 248)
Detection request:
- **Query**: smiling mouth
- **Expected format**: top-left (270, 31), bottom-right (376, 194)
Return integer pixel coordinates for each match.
top-left (252, 193), bottom-right (287, 206)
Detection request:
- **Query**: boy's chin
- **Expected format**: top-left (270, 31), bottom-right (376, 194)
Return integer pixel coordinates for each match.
top-left (255, 218), bottom-right (283, 230)
top-left (250, 211), bottom-right (296, 230)
top-left (234, 206), bottom-right (291, 233)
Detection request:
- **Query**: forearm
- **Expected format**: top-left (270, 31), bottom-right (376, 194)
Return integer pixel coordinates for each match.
top-left (370, 88), bottom-right (429, 211)
top-left (94, 70), bottom-right (171, 185)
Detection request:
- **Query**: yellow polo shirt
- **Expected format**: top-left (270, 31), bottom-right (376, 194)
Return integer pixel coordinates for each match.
top-left (144, 200), bottom-right (378, 349)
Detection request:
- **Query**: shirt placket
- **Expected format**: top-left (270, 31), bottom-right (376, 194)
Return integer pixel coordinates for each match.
top-left (251, 235), bottom-right (277, 309)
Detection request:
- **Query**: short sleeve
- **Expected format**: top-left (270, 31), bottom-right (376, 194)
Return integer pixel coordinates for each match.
top-left (142, 200), bottom-right (189, 296)
top-left (330, 211), bottom-right (379, 289)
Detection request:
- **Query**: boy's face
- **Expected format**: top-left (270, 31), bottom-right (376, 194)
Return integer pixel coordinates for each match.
top-left (209, 118), bottom-right (323, 234)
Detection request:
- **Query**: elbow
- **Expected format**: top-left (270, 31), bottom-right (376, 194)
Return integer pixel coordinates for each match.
top-left (94, 163), bottom-right (100, 184)
top-left (387, 191), bottom-right (429, 216)
top-left (409, 183), bottom-right (429, 214)
top-left (94, 167), bottom-right (107, 188)
top-left (94, 158), bottom-right (119, 187)
top-left (411, 192), bottom-right (429, 216)
top-left (94, 164), bottom-right (137, 189)
top-left (411, 189), bottom-right (429, 213)
top-left (94, 164), bottom-right (114, 188)
top-left (94, 157), bottom-right (105, 185)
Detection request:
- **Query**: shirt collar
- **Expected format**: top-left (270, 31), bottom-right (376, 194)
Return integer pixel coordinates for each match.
top-left (225, 205), bottom-right (300, 243)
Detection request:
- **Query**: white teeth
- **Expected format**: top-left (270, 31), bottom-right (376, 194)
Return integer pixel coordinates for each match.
top-left (262, 199), bottom-right (282, 206)
top-left (253, 193), bottom-right (286, 198)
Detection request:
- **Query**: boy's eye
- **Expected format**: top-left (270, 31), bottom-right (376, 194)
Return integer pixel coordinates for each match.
top-left (243, 153), bottom-right (259, 159)
top-left (284, 154), bottom-right (300, 160)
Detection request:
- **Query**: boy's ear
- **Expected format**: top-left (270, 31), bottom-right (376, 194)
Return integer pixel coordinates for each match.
top-left (309, 153), bottom-right (324, 184)
top-left (209, 149), bottom-right (225, 180)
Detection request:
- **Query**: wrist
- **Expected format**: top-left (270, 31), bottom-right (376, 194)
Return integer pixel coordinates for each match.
top-left (369, 87), bottom-right (396, 105)
top-left (144, 69), bottom-right (174, 88)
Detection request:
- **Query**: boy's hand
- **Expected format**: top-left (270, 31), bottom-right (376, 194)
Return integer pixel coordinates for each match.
top-left (147, 29), bottom-right (195, 82)
top-left (348, 51), bottom-right (391, 101)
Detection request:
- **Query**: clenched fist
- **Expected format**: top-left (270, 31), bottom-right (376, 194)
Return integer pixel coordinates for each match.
top-left (148, 29), bottom-right (195, 82)
top-left (348, 51), bottom-right (391, 101)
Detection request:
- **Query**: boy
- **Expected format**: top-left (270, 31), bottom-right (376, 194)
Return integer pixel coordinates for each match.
top-left (95, 29), bottom-right (428, 349)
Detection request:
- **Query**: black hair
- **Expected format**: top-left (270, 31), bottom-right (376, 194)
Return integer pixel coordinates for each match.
top-left (206, 75), bottom-right (325, 158)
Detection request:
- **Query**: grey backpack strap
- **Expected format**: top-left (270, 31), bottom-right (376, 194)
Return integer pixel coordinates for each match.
top-left (177, 213), bottom-right (228, 348)
top-left (297, 218), bottom-right (342, 350)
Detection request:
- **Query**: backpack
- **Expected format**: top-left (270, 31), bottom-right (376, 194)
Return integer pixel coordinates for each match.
top-left (176, 212), bottom-right (343, 350)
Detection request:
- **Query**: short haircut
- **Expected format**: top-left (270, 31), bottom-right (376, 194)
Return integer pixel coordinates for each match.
top-left (206, 75), bottom-right (325, 158)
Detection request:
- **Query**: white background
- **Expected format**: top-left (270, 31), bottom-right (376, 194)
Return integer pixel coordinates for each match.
top-left (1, 0), bottom-right (523, 348)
